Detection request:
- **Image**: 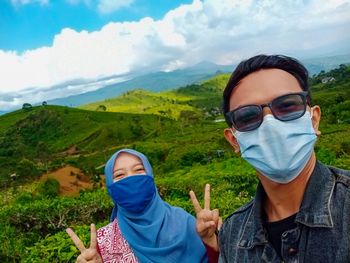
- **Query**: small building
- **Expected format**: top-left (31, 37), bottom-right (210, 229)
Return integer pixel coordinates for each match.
top-left (321, 77), bottom-right (335, 84)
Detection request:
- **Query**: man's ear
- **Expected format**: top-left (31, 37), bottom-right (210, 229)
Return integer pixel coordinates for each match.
top-left (224, 128), bottom-right (240, 153)
top-left (311, 105), bottom-right (321, 137)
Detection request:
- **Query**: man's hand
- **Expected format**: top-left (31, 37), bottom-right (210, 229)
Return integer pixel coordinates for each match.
top-left (190, 184), bottom-right (222, 251)
top-left (66, 223), bottom-right (103, 263)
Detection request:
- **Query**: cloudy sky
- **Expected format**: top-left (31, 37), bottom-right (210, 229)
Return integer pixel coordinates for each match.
top-left (1, 0), bottom-right (350, 111)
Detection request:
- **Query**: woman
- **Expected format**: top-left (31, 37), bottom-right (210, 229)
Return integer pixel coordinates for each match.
top-left (67, 148), bottom-right (208, 263)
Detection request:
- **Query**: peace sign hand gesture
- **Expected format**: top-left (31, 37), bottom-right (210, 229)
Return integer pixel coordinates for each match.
top-left (66, 223), bottom-right (103, 263)
top-left (190, 184), bottom-right (222, 251)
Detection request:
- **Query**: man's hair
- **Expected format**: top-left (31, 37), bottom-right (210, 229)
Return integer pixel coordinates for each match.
top-left (223, 54), bottom-right (311, 126)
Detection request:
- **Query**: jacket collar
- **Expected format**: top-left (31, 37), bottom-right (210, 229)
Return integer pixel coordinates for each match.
top-left (238, 183), bottom-right (268, 249)
top-left (238, 161), bottom-right (335, 249)
top-left (295, 160), bottom-right (335, 228)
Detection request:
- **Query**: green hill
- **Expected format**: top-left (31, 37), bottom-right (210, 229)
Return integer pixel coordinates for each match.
top-left (0, 105), bottom-right (173, 187)
top-left (0, 67), bottom-right (349, 262)
top-left (81, 89), bottom-right (197, 119)
top-left (80, 74), bottom-right (230, 119)
top-left (46, 62), bottom-right (233, 107)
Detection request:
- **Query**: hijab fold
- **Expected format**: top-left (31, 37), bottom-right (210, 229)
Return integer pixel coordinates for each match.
top-left (105, 149), bottom-right (208, 263)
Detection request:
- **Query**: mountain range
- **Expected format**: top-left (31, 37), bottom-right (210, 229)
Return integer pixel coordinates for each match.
top-left (1, 54), bottom-right (349, 115)
top-left (46, 61), bottom-right (233, 107)
top-left (44, 54), bottom-right (350, 108)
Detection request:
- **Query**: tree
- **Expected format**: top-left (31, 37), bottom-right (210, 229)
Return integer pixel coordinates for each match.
top-left (16, 158), bottom-right (40, 180)
top-left (130, 116), bottom-right (144, 138)
top-left (37, 178), bottom-right (60, 198)
top-left (96, 105), bottom-right (107, 111)
top-left (335, 94), bottom-right (345, 104)
top-left (179, 110), bottom-right (200, 123)
top-left (36, 141), bottom-right (51, 172)
top-left (22, 103), bottom-right (32, 110)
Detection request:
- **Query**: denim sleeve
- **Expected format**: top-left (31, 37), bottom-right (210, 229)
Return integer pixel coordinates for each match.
top-left (218, 252), bottom-right (227, 263)
top-left (218, 221), bottom-right (228, 263)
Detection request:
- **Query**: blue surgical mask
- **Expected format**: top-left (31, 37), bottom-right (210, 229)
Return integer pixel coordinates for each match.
top-left (232, 111), bottom-right (317, 184)
top-left (108, 175), bottom-right (156, 213)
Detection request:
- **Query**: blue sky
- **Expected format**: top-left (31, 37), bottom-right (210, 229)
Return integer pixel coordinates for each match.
top-left (0, 0), bottom-right (350, 111)
top-left (0, 0), bottom-right (192, 51)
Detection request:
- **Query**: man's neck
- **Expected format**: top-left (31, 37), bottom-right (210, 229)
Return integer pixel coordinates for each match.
top-left (260, 152), bottom-right (317, 222)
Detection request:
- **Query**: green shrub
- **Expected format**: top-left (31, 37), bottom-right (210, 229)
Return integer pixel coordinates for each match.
top-left (0, 67), bottom-right (349, 262)
top-left (0, 189), bottom-right (113, 247)
top-left (315, 146), bottom-right (337, 165)
top-left (0, 224), bottom-right (27, 262)
top-left (37, 178), bottom-right (60, 199)
top-left (24, 226), bottom-right (88, 263)
top-left (15, 192), bottom-right (34, 205)
top-left (16, 158), bottom-right (40, 180)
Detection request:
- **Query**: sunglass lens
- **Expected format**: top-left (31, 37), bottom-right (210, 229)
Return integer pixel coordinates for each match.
top-left (272, 94), bottom-right (306, 121)
top-left (232, 105), bottom-right (262, 131)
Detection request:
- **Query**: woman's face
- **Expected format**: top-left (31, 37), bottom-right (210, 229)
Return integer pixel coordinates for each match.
top-left (113, 152), bottom-right (146, 182)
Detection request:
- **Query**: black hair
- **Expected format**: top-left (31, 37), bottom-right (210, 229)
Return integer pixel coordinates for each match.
top-left (223, 54), bottom-right (311, 126)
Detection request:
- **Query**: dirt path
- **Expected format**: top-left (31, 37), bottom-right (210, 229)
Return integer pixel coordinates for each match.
top-left (40, 165), bottom-right (94, 196)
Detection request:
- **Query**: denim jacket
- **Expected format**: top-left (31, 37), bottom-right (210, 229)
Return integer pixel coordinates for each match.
top-left (218, 161), bottom-right (350, 263)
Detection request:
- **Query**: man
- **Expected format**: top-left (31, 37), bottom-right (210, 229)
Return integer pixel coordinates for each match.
top-left (190, 55), bottom-right (350, 262)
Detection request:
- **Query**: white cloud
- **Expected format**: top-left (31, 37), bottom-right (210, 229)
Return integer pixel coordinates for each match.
top-left (97, 0), bottom-right (134, 13)
top-left (1, 0), bottom-right (350, 110)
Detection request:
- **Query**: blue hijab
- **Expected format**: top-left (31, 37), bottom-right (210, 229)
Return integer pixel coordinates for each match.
top-left (105, 149), bottom-right (208, 263)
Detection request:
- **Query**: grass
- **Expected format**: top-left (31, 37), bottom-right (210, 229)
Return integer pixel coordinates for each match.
top-left (0, 67), bottom-right (349, 262)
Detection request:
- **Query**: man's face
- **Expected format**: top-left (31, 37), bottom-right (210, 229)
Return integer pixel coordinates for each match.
top-left (224, 68), bottom-right (321, 152)
top-left (229, 68), bottom-right (302, 112)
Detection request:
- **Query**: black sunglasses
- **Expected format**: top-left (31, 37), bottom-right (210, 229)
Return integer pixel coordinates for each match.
top-left (225, 92), bottom-right (309, 132)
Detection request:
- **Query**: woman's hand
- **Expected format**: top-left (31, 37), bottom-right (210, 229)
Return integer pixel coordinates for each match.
top-left (190, 184), bottom-right (222, 251)
top-left (66, 223), bottom-right (103, 263)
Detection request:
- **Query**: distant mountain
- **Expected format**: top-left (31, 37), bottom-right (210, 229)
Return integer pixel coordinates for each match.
top-left (47, 61), bottom-right (234, 107)
top-left (0, 111), bottom-right (7, 116)
top-left (81, 73), bottom-right (230, 119)
top-left (3, 55), bottom-right (350, 113)
top-left (303, 54), bottom-right (350, 75)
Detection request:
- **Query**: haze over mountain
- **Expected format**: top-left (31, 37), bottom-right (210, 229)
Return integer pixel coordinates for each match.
top-left (46, 54), bottom-right (350, 108)
top-left (0, 54), bottom-right (349, 263)
top-left (46, 61), bottom-right (233, 107)
top-left (0, 54), bottom-right (349, 116)
top-left (2, 0), bottom-right (350, 115)
top-left (303, 54), bottom-right (350, 75)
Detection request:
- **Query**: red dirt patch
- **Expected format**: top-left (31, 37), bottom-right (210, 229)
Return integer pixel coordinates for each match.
top-left (40, 165), bottom-right (93, 196)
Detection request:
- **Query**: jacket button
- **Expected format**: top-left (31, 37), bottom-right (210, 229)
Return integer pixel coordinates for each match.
top-left (288, 247), bottom-right (298, 256)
